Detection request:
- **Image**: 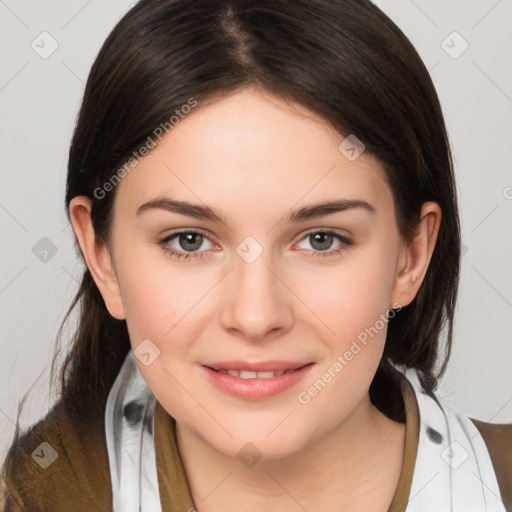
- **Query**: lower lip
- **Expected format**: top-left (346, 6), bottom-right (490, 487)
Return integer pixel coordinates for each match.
top-left (202, 364), bottom-right (314, 400)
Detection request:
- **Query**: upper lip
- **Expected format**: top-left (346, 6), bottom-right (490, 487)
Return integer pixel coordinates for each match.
top-left (204, 360), bottom-right (311, 372)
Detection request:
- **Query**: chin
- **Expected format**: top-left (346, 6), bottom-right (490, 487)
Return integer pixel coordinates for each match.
top-left (204, 424), bottom-right (312, 464)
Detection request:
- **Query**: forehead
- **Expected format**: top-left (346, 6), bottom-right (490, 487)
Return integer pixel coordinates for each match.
top-left (115, 88), bottom-right (392, 222)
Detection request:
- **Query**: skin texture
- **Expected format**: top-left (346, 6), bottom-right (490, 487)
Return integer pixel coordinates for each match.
top-left (70, 87), bottom-right (441, 511)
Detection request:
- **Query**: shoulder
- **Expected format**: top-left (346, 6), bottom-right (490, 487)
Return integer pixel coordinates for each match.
top-left (469, 418), bottom-right (512, 512)
top-left (1, 402), bottom-right (112, 512)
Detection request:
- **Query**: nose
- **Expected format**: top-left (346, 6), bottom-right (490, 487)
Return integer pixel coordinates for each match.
top-left (219, 248), bottom-right (294, 343)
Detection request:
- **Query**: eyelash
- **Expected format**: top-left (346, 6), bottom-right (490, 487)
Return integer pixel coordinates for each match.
top-left (158, 228), bottom-right (353, 261)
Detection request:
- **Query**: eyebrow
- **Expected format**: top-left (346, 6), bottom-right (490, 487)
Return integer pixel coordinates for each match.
top-left (136, 197), bottom-right (376, 223)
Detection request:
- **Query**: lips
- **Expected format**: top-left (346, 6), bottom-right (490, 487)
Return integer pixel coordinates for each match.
top-left (204, 360), bottom-right (308, 372)
top-left (202, 361), bottom-right (314, 399)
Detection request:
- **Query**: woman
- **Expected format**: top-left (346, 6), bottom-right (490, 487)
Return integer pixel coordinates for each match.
top-left (2, 0), bottom-right (511, 511)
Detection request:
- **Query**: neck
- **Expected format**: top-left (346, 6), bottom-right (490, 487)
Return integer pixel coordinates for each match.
top-left (175, 393), bottom-right (406, 512)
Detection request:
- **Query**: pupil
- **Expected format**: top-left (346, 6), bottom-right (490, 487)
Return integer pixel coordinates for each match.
top-left (180, 233), bottom-right (202, 251)
top-left (311, 232), bottom-right (332, 251)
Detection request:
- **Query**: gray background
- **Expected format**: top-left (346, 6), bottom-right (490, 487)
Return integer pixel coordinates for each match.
top-left (1, 0), bottom-right (511, 463)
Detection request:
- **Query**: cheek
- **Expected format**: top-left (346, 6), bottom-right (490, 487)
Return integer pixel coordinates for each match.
top-left (299, 253), bottom-right (396, 345)
top-left (121, 274), bottom-right (175, 343)
top-left (114, 250), bottom-right (192, 358)
top-left (293, 265), bottom-right (394, 419)
top-left (117, 255), bottom-right (218, 364)
top-left (292, 250), bottom-right (397, 406)
top-left (117, 261), bottom-right (208, 418)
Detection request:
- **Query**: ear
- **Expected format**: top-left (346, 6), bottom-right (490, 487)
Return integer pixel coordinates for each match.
top-left (69, 196), bottom-right (126, 320)
top-left (390, 202), bottom-right (441, 308)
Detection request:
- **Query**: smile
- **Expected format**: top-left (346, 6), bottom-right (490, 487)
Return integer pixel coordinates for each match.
top-left (202, 363), bottom-right (314, 400)
top-left (211, 368), bottom-right (298, 378)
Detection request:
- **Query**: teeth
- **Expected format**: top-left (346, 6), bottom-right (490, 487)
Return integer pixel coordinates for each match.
top-left (218, 369), bottom-right (290, 379)
top-left (257, 371), bottom-right (278, 378)
top-left (239, 370), bottom-right (257, 379)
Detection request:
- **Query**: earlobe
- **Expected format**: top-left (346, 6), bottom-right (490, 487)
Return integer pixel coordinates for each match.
top-left (390, 202), bottom-right (441, 308)
top-left (69, 196), bottom-right (126, 320)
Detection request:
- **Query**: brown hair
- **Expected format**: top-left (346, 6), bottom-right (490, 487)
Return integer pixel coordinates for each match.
top-left (9, 0), bottom-right (460, 456)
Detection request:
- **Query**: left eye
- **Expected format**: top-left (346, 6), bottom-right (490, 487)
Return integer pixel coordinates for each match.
top-left (296, 230), bottom-right (352, 255)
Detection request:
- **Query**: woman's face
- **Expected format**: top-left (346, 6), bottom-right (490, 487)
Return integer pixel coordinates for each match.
top-left (104, 88), bottom-right (408, 460)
